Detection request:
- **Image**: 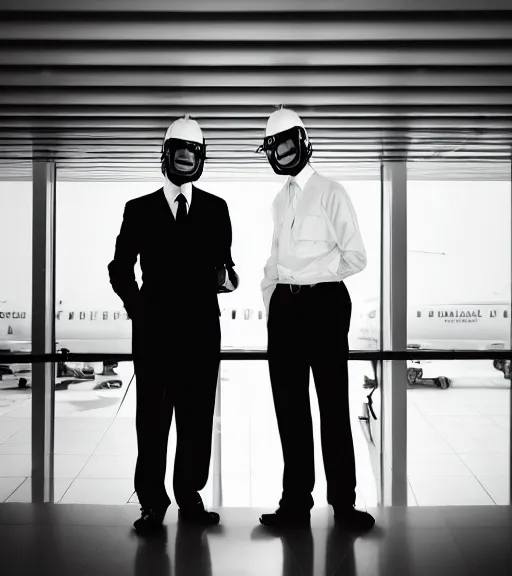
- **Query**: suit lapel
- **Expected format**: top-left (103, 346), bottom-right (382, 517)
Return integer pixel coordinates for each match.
top-left (188, 184), bottom-right (201, 219)
top-left (157, 187), bottom-right (177, 225)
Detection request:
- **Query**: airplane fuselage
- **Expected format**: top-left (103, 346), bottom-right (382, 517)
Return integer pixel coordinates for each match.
top-left (358, 299), bottom-right (511, 350)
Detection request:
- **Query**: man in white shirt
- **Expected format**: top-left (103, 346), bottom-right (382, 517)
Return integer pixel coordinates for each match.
top-left (259, 107), bottom-right (374, 531)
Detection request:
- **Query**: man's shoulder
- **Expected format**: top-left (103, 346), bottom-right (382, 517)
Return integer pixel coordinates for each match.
top-left (310, 171), bottom-right (343, 190)
top-left (193, 185), bottom-right (227, 208)
top-left (272, 182), bottom-right (289, 205)
top-left (310, 172), bottom-right (348, 200)
top-left (126, 188), bottom-right (163, 210)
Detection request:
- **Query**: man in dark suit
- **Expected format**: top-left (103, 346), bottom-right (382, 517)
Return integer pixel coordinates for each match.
top-left (108, 115), bottom-right (238, 535)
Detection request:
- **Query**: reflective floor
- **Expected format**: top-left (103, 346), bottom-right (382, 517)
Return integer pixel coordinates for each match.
top-left (0, 360), bottom-right (510, 506)
top-left (0, 504), bottom-right (511, 576)
top-left (0, 361), bottom-right (378, 508)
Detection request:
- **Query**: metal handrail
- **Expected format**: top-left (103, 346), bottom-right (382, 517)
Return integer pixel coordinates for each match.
top-left (1, 349), bottom-right (512, 364)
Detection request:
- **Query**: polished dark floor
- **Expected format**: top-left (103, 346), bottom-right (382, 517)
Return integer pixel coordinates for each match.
top-left (0, 504), bottom-right (511, 576)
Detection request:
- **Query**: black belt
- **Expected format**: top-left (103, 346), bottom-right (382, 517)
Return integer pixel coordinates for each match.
top-left (277, 281), bottom-right (341, 295)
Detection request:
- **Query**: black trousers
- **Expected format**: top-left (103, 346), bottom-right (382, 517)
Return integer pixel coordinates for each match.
top-left (132, 305), bottom-right (220, 511)
top-left (267, 281), bottom-right (356, 511)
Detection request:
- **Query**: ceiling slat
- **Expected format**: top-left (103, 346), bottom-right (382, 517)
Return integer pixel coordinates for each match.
top-left (2, 88), bottom-right (512, 106)
top-left (4, 67), bottom-right (512, 88)
top-left (3, 134), bottom-right (512, 143)
top-left (3, 143), bottom-right (509, 153)
top-left (0, 129), bottom-right (511, 140)
top-left (3, 44), bottom-right (512, 68)
top-left (3, 150), bottom-right (510, 161)
top-left (1, 0), bottom-right (512, 12)
top-left (1, 18), bottom-right (512, 42)
top-left (3, 105), bottom-right (512, 118)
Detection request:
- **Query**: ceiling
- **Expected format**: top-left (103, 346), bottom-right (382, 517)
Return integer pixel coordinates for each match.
top-left (0, 0), bottom-right (512, 181)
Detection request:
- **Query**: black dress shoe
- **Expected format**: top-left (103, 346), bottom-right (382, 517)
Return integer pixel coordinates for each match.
top-left (259, 508), bottom-right (311, 528)
top-left (333, 506), bottom-right (375, 531)
top-left (178, 505), bottom-right (220, 526)
top-left (133, 507), bottom-right (167, 535)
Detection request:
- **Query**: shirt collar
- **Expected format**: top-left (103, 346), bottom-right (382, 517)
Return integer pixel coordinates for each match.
top-left (163, 178), bottom-right (192, 206)
top-left (289, 163), bottom-right (315, 191)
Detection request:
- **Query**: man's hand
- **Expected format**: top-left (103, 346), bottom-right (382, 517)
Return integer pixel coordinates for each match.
top-left (216, 266), bottom-right (239, 293)
top-left (215, 267), bottom-right (227, 287)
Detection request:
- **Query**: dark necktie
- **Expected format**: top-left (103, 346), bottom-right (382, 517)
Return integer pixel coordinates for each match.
top-left (175, 193), bottom-right (187, 224)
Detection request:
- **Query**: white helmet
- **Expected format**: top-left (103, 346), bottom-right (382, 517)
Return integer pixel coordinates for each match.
top-left (161, 114), bottom-right (206, 185)
top-left (259, 106), bottom-right (312, 176)
top-left (265, 107), bottom-right (307, 139)
top-left (163, 115), bottom-right (203, 145)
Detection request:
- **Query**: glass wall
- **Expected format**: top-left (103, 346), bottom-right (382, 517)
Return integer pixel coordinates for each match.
top-left (0, 179), bottom-right (33, 502)
top-left (49, 182), bottom-right (154, 504)
top-left (407, 359), bottom-right (510, 506)
top-left (50, 174), bottom-right (381, 506)
top-left (55, 182), bottom-right (151, 355)
top-left (9, 163), bottom-right (510, 508)
top-left (220, 359), bottom-right (377, 508)
top-left (406, 163), bottom-right (511, 505)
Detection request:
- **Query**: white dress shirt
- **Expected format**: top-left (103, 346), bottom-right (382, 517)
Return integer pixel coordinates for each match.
top-left (163, 179), bottom-right (192, 217)
top-left (163, 178), bottom-right (234, 290)
top-left (261, 164), bottom-right (367, 316)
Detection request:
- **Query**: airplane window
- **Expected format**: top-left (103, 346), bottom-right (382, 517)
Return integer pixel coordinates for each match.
top-left (368, 310), bottom-right (376, 319)
top-left (231, 310), bottom-right (236, 320)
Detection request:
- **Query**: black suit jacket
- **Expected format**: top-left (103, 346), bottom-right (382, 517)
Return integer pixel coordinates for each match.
top-left (108, 186), bottom-right (235, 320)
